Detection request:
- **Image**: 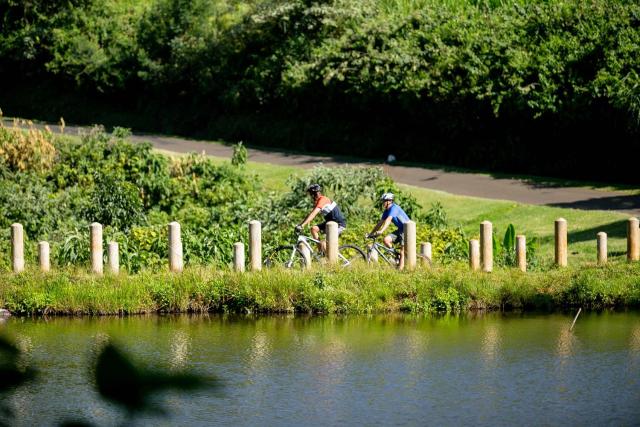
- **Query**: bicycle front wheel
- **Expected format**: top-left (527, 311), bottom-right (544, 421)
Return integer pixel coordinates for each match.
top-left (264, 245), bottom-right (308, 269)
top-left (338, 244), bottom-right (367, 268)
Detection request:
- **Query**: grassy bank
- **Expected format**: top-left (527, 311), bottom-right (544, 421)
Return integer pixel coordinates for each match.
top-left (2, 262), bottom-right (639, 315)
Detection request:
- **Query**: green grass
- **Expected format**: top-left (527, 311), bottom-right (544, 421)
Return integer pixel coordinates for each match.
top-left (2, 263), bottom-right (639, 315)
top-left (402, 184), bottom-right (630, 264)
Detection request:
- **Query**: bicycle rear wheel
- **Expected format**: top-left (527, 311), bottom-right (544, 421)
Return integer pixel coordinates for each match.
top-left (264, 245), bottom-right (308, 269)
top-left (338, 244), bottom-right (367, 268)
top-left (418, 254), bottom-right (432, 268)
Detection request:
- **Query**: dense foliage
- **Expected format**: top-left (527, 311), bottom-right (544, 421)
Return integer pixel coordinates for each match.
top-left (0, 123), bottom-right (465, 272)
top-left (1, 0), bottom-right (639, 182)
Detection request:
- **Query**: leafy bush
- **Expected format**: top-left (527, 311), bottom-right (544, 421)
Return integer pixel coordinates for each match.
top-left (231, 141), bottom-right (247, 167)
top-left (493, 223), bottom-right (539, 269)
top-left (424, 202), bottom-right (448, 230)
top-left (0, 128), bottom-right (466, 270)
top-left (0, 121), bottom-right (55, 173)
top-left (83, 172), bottom-right (144, 231)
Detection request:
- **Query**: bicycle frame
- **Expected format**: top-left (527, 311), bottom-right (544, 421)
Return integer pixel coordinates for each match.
top-left (296, 235), bottom-right (320, 253)
top-left (273, 235), bottom-right (318, 268)
top-left (368, 240), bottom-right (400, 266)
top-left (265, 231), bottom-right (366, 268)
top-left (296, 235), bottom-right (357, 267)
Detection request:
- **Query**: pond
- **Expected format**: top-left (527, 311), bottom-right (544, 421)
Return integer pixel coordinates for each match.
top-left (1, 312), bottom-right (639, 426)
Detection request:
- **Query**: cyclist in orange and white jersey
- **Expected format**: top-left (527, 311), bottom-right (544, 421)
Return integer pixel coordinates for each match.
top-left (295, 184), bottom-right (346, 253)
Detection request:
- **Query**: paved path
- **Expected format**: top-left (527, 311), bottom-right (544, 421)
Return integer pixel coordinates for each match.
top-left (7, 119), bottom-right (640, 215)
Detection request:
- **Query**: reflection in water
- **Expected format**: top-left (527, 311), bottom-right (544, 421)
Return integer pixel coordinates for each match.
top-left (170, 330), bottom-right (191, 370)
top-left (477, 321), bottom-right (501, 421)
top-left (404, 328), bottom-right (429, 362)
top-left (556, 328), bottom-right (577, 363)
top-left (14, 334), bottom-right (33, 371)
top-left (248, 330), bottom-right (270, 369)
top-left (481, 323), bottom-right (500, 367)
top-left (10, 334), bottom-right (34, 423)
top-left (629, 325), bottom-right (640, 378)
top-left (92, 332), bottom-right (110, 354)
top-left (316, 336), bottom-right (347, 390)
top-left (630, 325), bottom-right (640, 355)
top-left (554, 323), bottom-right (579, 397)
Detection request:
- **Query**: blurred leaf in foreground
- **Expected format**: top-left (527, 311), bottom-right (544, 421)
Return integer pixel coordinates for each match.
top-left (94, 343), bottom-right (219, 417)
top-left (0, 335), bottom-right (37, 426)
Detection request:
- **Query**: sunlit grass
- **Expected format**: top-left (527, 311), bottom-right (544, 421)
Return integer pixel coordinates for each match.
top-left (1, 262), bottom-right (639, 315)
top-left (401, 184), bottom-right (631, 264)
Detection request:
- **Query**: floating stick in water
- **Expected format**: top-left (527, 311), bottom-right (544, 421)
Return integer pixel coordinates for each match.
top-left (569, 308), bottom-right (582, 332)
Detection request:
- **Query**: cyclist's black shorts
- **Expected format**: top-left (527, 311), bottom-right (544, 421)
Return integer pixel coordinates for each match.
top-left (318, 222), bottom-right (346, 235)
top-left (387, 229), bottom-right (403, 246)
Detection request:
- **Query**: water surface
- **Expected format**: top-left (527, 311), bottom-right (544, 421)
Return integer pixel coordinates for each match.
top-left (2, 312), bottom-right (639, 426)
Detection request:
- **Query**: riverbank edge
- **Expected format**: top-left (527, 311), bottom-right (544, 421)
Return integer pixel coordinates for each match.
top-left (1, 263), bottom-right (640, 316)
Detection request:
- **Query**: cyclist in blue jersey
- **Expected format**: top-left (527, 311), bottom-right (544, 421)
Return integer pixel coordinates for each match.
top-left (368, 192), bottom-right (410, 269)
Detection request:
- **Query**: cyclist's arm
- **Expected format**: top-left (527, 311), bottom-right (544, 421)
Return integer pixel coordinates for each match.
top-left (370, 216), bottom-right (393, 235)
top-left (299, 207), bottom-right (321, 228)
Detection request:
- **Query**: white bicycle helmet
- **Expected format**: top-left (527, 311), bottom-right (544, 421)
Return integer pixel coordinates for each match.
top-left (380, 192), bottom-right (394, 202)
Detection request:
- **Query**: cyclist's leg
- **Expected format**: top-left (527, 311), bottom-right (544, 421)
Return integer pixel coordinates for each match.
top-left (396, 231), bottom-right (405, 270)
top-left (385, 230), bottom-right (404, 269)
top-left (314, 222), bottom-right (327, 254)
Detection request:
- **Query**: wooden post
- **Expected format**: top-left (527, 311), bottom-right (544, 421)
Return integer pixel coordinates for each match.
top-left (627, 217), bottom-right (639, 261)
top-left (168, 222), bottom-right (183, 273)
top-left (480, 221), bottom-right (493, 272)
top-left (469, 239), bottom-right (480, 271)
top-left (249, 220), bottom-right (262, 271)
top-left (90, 222), bottom-right (103, 275)
top-left (516, 235), bottom-right (526, 272)
top-left (108, 241), bottom-right (119, 274)
top-left (404, 221), bottom-right (417, 270)
top-left (555, 218), bottom-right (567, 267)
top-left (38, 241), bottom-right (50, 272)
top-left (597, 232), bottom-right (607, 265)
top-left (298, 242), bottom-right (311, 269)
top-left (420, 242), bottom-right (432, 265)
top-left (368, 244), bottom-right (378, 263)
top-left (233, 242), bottom-right (245, 272)
top-left (326, 221), bottom-right (339, 265)
top-left (11, 223), bottom-right (24, 273)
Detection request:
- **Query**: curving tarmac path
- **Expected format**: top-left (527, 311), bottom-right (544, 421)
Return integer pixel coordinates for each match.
top-left (6, 119), bottom-right (640, 215)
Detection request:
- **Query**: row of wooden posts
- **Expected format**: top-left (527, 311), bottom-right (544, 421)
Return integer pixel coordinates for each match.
top-left (6, 218), bottom-right (640, 274)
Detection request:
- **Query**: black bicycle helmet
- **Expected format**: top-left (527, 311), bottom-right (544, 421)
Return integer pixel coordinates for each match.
top-left (306, 183), bottom-right (322, 194)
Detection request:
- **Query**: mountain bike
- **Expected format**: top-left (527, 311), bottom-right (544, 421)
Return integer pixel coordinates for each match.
top-left (264, 234), bottom-right (367, 269)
